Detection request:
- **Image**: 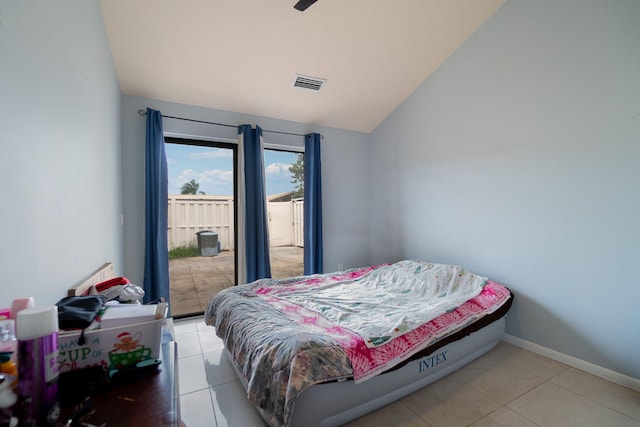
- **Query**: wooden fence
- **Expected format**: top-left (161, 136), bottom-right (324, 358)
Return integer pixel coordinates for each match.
top-left (167, 195), bottom-right (304, 250)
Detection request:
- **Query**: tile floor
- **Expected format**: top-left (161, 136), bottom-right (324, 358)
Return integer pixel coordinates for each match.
top-left (170, 246), bottom-right (303, 317)
top-left (175, 316), bottom-right (640, 427)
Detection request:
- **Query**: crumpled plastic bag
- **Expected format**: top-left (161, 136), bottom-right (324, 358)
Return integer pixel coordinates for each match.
top-left (90, 282), bottom-right (145, 302)
top-left (119, 284), bottom-right (145, 302)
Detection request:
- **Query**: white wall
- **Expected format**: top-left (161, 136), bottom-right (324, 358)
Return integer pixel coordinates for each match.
top-left (0, 1), bottom-right (122, 306)
top-left (371, 0), bottom-right (640, 379)
top-left (120, 96), bottom-right (371, 286)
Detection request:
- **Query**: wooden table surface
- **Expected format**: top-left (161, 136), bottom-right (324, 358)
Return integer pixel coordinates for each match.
top-left (59, 340), bottom-right (180, 426)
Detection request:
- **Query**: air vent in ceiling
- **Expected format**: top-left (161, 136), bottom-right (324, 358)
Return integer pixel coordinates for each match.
top-left (292, 74), bottom-right (326, 92)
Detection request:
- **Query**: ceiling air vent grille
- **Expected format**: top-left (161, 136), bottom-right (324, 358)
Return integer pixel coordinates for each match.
top-left (292, 74), bottom-right (326, 92)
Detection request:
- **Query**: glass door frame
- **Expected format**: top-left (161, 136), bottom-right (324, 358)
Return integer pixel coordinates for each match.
top-left (165, 136), bottom-right (239, 286)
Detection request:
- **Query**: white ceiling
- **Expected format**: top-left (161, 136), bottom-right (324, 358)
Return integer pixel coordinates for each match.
top-left (100, 0), bottom-right (505, 133)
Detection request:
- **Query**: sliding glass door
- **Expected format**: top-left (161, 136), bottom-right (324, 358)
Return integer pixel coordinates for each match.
top-left (263, 148), bottom-right (304, 279)
top-left (164, 137), bottom-right (237, 318)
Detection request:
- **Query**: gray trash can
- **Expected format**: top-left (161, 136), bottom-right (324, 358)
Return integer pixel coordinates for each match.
top-left (196, 231), bottom-right (219, 257)
top-left (196, 230), bottom-right (211, 250)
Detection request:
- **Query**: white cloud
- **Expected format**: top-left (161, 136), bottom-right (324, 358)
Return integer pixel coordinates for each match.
top-left (172, 168), bottom-right (234, 195)
top-left (202, 169), bottom-right (233, 183)
top-left (178, 168), bottom-right (232, 185)
top-left (265, 162), bottom-right (292, 176)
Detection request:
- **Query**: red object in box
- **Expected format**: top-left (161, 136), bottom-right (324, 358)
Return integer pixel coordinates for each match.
top-left (94, 277), bottom-right (131, 294)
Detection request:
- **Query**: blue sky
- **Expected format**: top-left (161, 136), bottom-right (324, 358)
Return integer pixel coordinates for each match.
top-left (165, 143), bottom-right (300, 196)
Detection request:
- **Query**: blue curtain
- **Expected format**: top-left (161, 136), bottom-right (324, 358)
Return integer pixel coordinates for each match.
top-left (304, 133), bottom-right (323, 274)
top-left (143, 108), bottom-right (170, 309)
top-left (239, 124), bottom-right (271, 281)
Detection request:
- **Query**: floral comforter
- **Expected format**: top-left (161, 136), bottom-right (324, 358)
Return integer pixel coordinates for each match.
top-left (204, 260), bottom-right (512, 427)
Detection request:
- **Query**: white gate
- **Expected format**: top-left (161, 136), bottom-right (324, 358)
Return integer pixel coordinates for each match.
top-left (267, 202), bottom-right (293, 247)
top-left (293, 199), bottom-right (304, 247)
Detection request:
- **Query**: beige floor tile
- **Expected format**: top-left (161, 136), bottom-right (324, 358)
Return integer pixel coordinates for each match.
top-left (476, 342), bottom-right (569, 380)
top-left (507, 382), bottom-right (640, 427)
top-left (344, 401), bottom-right (431, 427)
top-left (173, 318), bottom-right (638, 427)
top-left (180, 388), bottom-right (216, 427)
top-left (178, 353), bottom-right (209, 394)
top-left (469, 407), bottom-right (539, 427)
top-left (210, 380), bottom-right (266, 427)
top-left (203, 349), bottom-right (239, 387)
top-left (550, 368), bottom-right (640, 421)
top-left (173, 318), bottom-right (199, 335)
top-left (401, 375), bottom-right (502, 427)
top-left (450, 358), bottom-right (546, 404)
top-left (198, 328), bottom-right (225, 353)
top-left (194, 316), bottom-right (211, 330)
top-left (175, 330), bottom-right (203, 358)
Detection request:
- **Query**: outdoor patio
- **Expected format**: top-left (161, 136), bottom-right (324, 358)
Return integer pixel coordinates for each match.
top-left (169, 246), bottom-right (303, 317)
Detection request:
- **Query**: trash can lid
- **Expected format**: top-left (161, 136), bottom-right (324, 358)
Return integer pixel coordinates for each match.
top-left (200, 231), bottom-right (215, 235)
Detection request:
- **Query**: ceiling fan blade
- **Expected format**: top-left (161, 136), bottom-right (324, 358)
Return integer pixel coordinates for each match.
top-left (294, 0), bottom-right (318, 12)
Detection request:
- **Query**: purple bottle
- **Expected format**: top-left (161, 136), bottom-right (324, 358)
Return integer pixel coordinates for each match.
top-left (16, 306), bottom-right (59, 426)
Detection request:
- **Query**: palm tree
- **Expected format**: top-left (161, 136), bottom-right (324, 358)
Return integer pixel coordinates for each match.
top-left (181, 179), bottom-right (205, 195)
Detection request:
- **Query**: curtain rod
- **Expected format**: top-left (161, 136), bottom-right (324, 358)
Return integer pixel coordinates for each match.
top-left (137, 108), bottom-right (311, 138)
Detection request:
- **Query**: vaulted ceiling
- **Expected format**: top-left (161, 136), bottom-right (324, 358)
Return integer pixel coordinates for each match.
top-left (100, 0), bottom-right (505, 133)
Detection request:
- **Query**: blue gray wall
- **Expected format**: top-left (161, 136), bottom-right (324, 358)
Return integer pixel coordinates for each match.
top-left (120, 96), bottom-right (371, 286)
top-left (0, 1), bottom-right (122, 305)
top-left (370, 0), bottom-right (640, 379)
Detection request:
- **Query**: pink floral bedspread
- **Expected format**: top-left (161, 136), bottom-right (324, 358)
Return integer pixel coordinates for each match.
top-left (257, 263), bottom-right (511, 382)
top-left (205, 261), bottom-right (512, 426)
top-left (272, 260), bottom-right (488, 348)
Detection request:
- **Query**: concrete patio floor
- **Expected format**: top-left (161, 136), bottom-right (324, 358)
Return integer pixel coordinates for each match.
top-left (169, 246), bottom-right (303, 318)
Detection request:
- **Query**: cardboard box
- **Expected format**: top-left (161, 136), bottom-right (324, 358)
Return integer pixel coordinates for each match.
top-left (57, 316), bottom-right (165, 373)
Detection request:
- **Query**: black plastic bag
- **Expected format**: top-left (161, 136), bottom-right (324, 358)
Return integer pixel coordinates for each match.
top-left (56, 295), bottom-right (106, 344)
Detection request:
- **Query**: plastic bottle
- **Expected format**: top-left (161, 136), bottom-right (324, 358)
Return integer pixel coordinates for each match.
top-left (0, 319), bottom-right (17, 427)
top-left (0, 319), bottom-right (18, 375)
top-left (0, 374), bottom-right (18, 427)
top-left (0, 319), bottom-right (17, 384)
top-left (16, 306), bottom-right (59, 426)
top-left (9, 299), bottom-right (34, 321)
